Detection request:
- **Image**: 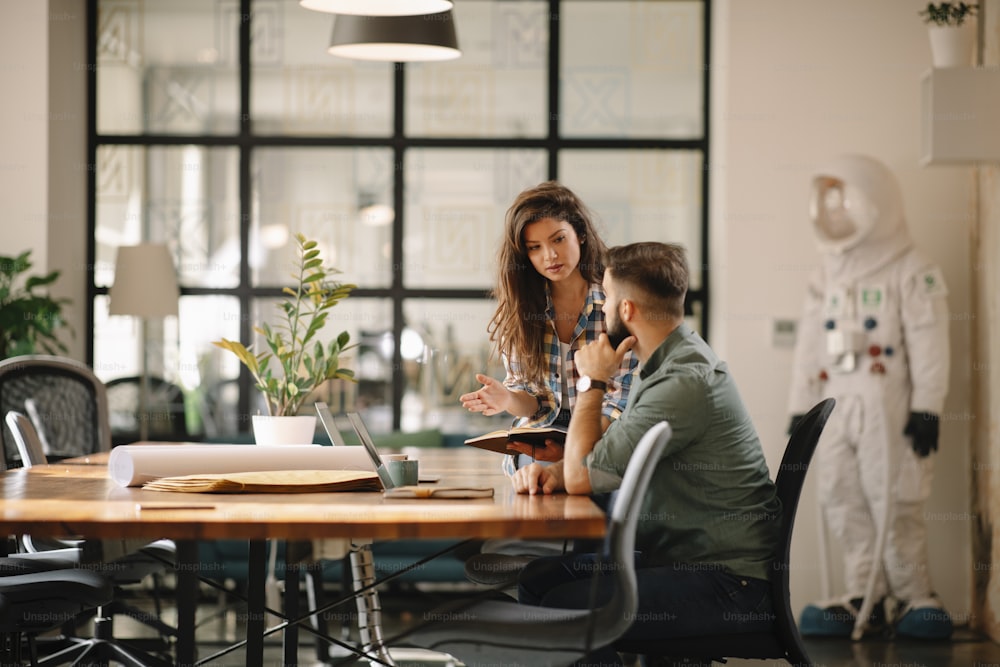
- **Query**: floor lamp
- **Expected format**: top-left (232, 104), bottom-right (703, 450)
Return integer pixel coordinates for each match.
top-left (108, 243), bottom-right (180, 442)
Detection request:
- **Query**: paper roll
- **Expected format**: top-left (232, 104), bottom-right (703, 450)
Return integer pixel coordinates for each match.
top-left (108, 444), bottom-right (374, 487)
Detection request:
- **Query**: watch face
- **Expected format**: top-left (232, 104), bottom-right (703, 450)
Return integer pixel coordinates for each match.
top-left (577, 376), bottom-right (605, 393)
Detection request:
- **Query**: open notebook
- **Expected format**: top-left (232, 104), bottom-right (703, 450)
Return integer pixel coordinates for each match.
top-left (316, 402), bottom-right (494, 500)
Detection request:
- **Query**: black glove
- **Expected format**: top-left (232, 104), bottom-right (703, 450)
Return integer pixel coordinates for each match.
top-left (787, 414), bottom-right (805, 436)
top-left (904, 411), bottom-right (939, 458)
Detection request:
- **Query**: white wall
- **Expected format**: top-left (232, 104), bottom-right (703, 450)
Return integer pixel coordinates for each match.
top-left (713, 0), bottom-right (973, 619)
top-left (1, 3), bottom-right (49, 264)
top-left (0, 0), bottom-right (87, 361)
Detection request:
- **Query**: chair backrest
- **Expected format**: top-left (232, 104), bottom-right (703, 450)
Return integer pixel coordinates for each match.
top-left (0, 355), bottom-right (111, 467)
top-left (770, 397), bottom-right (836, 660)
top-left (104, 375), bottom-right (191, 444)
top-left (399, 419), bottom-right (674, 666)
top-left (593, 420), bottom-right (673, 642)
top-left (4, 410), bottom-right (47, 468)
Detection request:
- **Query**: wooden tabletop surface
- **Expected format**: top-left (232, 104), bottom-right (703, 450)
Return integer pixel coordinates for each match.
top-left (0, 445), bottom-right (606, 542)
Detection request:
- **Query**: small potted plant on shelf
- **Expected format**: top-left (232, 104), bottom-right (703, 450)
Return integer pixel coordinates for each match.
top-left (213, 233), bottom-right (356, 445)
top-left (920, 2), bottom-right (978, 67)
top-left (0, 250), bottom-right (72, 359)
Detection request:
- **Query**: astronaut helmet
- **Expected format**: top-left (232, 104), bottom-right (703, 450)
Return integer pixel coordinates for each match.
top-left (809, 154), bottom-right (905, 255)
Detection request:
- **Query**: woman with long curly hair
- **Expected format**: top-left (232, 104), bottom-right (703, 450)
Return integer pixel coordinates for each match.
top-left (461, 181), bottom-right (637, 465)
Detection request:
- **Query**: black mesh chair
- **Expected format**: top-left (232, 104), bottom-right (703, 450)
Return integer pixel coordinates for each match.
top-left (614, 398), bottom-right (836, 667)
top-left (0, 355), bottom-right (108, 469)
top-left (105, 375), bottom-right (193, 445)
top-left (0, 356), bottom-right (178, 664)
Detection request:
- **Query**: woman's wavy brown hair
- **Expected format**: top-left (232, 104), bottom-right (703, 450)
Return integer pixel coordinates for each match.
top-left (487, 181), bottom-right (608, 385)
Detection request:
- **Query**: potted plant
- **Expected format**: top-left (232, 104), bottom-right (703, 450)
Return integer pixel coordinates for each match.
top-left (0, 250), bottom-right (72, 359)
top-left (920, 2), bottom-right (978, 67)
top-left (213, 233), bottom-right (356, 445)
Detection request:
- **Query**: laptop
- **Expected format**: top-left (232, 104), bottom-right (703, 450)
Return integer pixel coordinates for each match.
top-left (315, 402), bottom-right (395, 489)
top-left (316, 402), bottom-right (493, 499)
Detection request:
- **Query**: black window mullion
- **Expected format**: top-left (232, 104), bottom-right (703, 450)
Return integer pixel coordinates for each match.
top-left (547, 0), bottom-right (560, 180)
top-left (391, 63), bottom-right (406, 432)
top-left (85, 0), bottom-right (98, 366)
top-left (237, 0), bottom-right (253, 425)
top-left (700, 0), bottom-right (713, 342)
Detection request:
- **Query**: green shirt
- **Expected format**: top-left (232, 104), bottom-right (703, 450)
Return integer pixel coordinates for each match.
top-left (584, 324), bottom-right (781, 580)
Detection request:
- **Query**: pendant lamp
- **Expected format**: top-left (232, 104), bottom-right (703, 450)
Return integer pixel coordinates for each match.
top-left (327, 10), bottom-right (460, 62)
top-left (301, 0), bottom-right (453, 15)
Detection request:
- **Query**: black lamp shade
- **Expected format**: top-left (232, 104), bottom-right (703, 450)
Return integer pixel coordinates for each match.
top-left (328, 10), bottom-right (460, 62)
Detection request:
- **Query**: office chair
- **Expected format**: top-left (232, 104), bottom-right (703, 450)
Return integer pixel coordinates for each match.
top-left (0, 556), bottom-right (115, 666)
top-left (396, 420), bottom-right (673, 667)
top-left (614, 397), bottom-right (836, 667)
top-left (0, 357), bottom-right (178, 660)
top-left (105, 375), bottom-right (192, 445)
top-left (0, 355), bottom-right (108, 468)
top-left (4, 410), bottom-right (176, 666)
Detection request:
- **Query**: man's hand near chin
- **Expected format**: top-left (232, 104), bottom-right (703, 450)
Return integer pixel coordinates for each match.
top-left (512, 461), bottom-right (566, 495)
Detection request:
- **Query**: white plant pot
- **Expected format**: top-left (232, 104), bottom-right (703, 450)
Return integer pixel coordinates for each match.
top-left (251, 415), bottom-right (317, 446)
top-left (928, 24), bottom-right (975, 68)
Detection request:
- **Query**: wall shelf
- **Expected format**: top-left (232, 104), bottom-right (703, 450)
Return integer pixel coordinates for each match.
top-left (920, 67), bottom-right (1000, 165)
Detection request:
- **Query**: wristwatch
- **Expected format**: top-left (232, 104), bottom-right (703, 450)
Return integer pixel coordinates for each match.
top-left (576, 375), bottom-right (608, 394)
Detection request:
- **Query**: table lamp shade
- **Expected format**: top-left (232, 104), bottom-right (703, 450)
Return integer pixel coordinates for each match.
top-left (108, 243), bottom-right (180, 318)
top-left (328, 10), bottom-right (460, 62)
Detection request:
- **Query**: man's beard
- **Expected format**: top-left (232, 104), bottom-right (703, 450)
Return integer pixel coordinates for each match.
top-left (607, 316), bottom-right (631, 349)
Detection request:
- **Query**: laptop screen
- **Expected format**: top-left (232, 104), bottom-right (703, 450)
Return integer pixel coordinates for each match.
top-left (314, 401), bottom-right (348, 447)
top-left (315, 402), bottom-right (395, 489)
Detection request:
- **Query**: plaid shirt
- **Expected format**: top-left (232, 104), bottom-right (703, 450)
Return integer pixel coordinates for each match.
top-left (502, 283), bottom-right (638, 428)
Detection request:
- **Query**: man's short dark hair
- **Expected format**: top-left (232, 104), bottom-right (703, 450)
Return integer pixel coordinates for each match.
top-left (605, 242), bottom-right (688, 320)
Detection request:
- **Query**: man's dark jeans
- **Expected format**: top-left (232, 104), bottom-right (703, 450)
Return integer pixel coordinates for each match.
top-left (518, 552), bottom-right (773, 665)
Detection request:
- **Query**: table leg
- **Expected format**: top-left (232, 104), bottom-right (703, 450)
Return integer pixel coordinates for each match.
top-left (175, 540), bottom-right (198, 667)
top-left (246, 539), bottom-right (267, 667)
top-left (283, 548), bottom-right (299, 666)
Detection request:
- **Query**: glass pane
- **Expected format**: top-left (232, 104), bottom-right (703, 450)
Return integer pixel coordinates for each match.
top-left (561, 1), bottom-right (704, 138)
top-left (252, 148), bottom-right (393, 288)
top-left (250, 297), bottom-right (393, 432)
top-left (406, 1), bottom-right (548, 138)
top-left (94, 295), bottom-right (240, 440)
top-left (403, 149), bottom-right (546, 288)
top-left (95, 146), bottom-right (241, 289)
top-left (252, 2), bottom-right (393, 136)
top-left (97, 0), bottom-right (239, 134)
top-left (402, 299), bottom-right (507, 436)
top-left (558, 150), bottom-right (703, 290)
top-left (176, 295), bottom-right (242, 438)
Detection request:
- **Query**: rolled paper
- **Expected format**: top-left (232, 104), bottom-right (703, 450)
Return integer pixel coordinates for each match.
top-left (108, 444), bottom-right (374, 487)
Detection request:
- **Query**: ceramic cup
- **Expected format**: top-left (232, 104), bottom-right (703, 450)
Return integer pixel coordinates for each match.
top-left (386, 459), bottom-right (419, 487)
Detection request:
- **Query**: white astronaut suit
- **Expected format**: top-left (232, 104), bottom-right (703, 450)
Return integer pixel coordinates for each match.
top-left (788, 154), bottom-right (952, 639)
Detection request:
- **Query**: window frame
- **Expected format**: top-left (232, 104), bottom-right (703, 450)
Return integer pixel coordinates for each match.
top-left (85, 0), bottom-right (712, 432)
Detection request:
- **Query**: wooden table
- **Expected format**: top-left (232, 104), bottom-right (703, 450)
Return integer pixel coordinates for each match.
top-left (0, 446), bottom-right (606, 666)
